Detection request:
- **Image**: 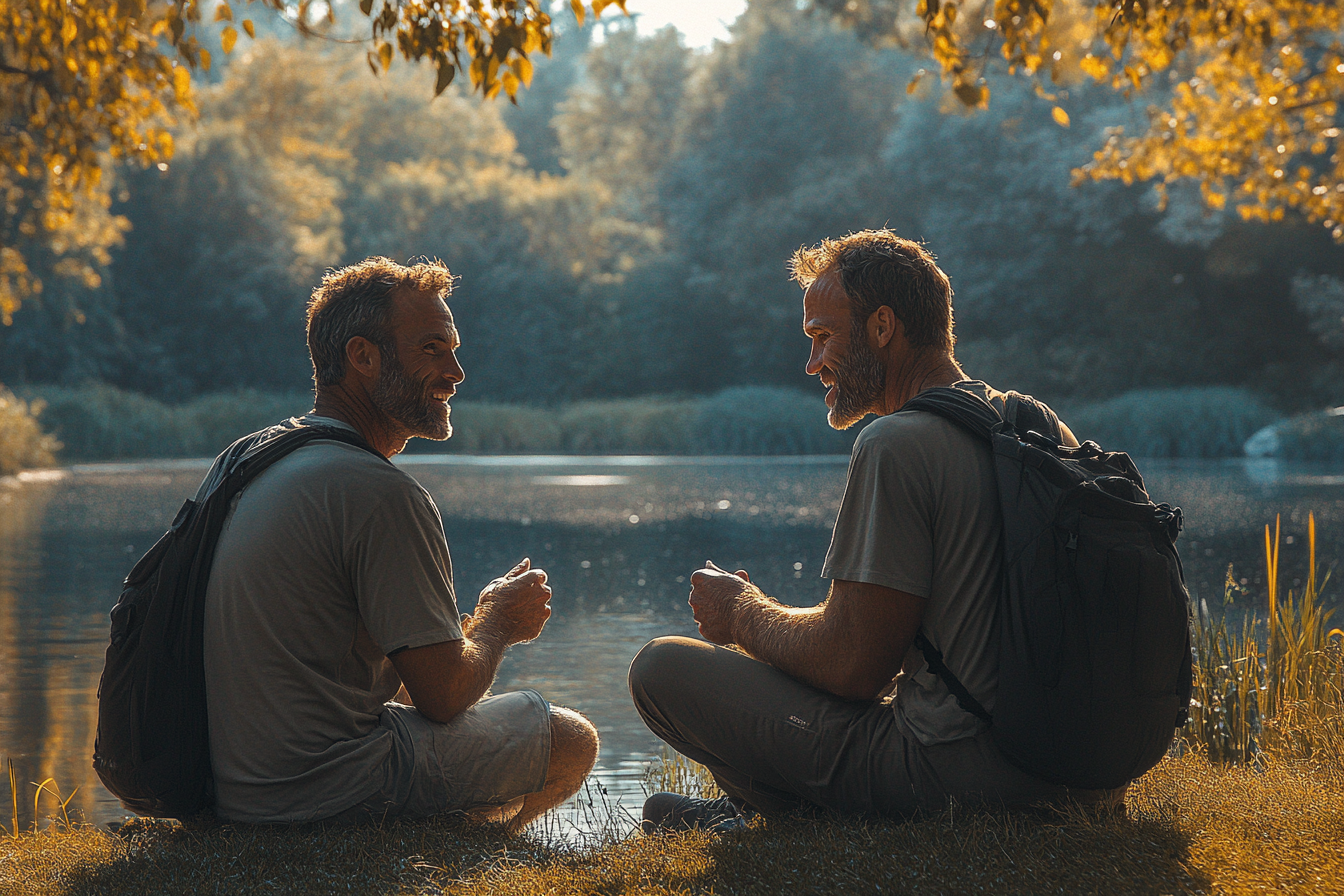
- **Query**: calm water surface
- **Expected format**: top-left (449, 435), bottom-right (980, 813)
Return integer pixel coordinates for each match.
top-left (1, 454), bottom-right (1342, 834)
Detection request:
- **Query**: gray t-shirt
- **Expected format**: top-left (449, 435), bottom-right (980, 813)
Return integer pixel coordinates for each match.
top-left (203, 416), bottom-right (464, 823)
top-left (821, 407), bottom-right (1002, 746)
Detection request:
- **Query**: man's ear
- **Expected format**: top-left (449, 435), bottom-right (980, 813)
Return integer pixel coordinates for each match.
top-left (344, 336), bottom-right (381, 381)
top-left (868, 306), bottom-right (901, 350)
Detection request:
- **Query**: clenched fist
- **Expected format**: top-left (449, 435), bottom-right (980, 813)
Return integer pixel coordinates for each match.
top-left (475, 558), bottom-right (552, 645)
top-left (688, 560), bottom-right (758, 645)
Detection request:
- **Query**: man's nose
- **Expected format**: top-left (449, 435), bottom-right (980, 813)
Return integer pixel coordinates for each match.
top-left (445, 352), bottom-right (465, 385)
top-left (805, 342), bottom-right (824, 376)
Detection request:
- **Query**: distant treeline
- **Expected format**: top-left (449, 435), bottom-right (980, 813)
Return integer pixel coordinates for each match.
top-left (3, 0), bottom-right (1344, 415)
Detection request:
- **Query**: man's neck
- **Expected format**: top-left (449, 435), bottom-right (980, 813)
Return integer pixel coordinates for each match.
top-left (879, 352), bottom-right (966, 415)
top-left (312, 385), bottom-right (408, 458)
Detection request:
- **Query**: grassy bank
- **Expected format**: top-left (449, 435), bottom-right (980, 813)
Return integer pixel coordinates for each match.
top-left (2, 752), bottom-right (1340, 895)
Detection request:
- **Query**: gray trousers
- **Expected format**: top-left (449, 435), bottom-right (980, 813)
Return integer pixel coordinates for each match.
top-left (629, 636), bottom-right (1122, 816)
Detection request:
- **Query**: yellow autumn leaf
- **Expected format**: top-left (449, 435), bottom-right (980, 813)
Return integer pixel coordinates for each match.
top-left (570, 0), bottom-right (584, 25)
top-left (172, 64), bottom-right (190, 97)
top-left (378, 41), bottom-right (393, 72)
top-left (1079, 54), bottom-right (1109, 80)
top-left (61, 16), bottom-right (77, 46)
top-left (242, 19), bottom-right (254, 38)
top-left (221, 25), bottom-right (237, 54)
top-left (512, 55), bottom-right (533, 87)
top-left (213, 2), bottom-right (232, 21)
top-left (1052, 106), bottom-right (1070, 127)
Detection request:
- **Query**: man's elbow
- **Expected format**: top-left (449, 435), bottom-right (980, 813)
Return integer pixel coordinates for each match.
top-left (828, 663), bottom-right (896, 702)
top-left (409, 695), bottom-right (468, 725)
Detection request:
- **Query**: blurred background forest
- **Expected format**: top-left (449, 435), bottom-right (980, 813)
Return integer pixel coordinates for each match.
top-left (4, 0), bottom-right (1344, 462)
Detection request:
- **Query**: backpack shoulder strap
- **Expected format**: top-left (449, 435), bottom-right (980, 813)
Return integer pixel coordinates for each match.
top-left (912, 631), bottom-right (992, 723)
top-left (231, 424), bottom-right (387, 488)
top-left (898, 383), bottom-right (1003, 443)
top-left (197, 421), bottom-right (387, 502)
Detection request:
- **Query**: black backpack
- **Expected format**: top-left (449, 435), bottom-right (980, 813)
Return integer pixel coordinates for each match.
top-left (92, 419), bottom-right (384, 818)
top-left (901, 383), bottom-right (1192, 791)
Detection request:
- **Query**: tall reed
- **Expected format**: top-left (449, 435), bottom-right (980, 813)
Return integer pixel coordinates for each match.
top-left (1186, 513), bottom-right (1344, 768)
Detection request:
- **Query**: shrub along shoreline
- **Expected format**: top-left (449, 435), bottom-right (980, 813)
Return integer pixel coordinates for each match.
top-left (2, 382), bottom-right (1306, 467)
top-left (12, 384), bottom-right (858, 463)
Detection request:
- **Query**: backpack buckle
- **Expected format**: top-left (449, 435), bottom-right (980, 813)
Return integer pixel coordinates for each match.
top-left (1022, 429), bottom-right (1059, 452)
top-left (1155, 503), bottom-right (1183, 539)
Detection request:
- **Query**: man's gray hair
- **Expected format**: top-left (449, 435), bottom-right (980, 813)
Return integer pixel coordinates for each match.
top-left (306, 257), bottom-right (456, 387)
top-left (789, 230), bottom-right (955, 353)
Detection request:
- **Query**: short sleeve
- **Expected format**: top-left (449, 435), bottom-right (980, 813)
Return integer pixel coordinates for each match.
top-left (348, 481), bottom-right (464, 654)
top-left (821, 416), bottom-right (935, 597)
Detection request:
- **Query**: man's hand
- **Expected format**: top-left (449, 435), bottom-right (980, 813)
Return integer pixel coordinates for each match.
top-left (688, 560), bottom-right (762, 645)
top-left (390, 559), bottom-right (551, 724)
top-left (474, 558), bottom-right (552, 645)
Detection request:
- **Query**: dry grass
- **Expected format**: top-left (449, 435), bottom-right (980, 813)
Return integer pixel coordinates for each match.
top-left (2, 752), bottom-right (1341, 895)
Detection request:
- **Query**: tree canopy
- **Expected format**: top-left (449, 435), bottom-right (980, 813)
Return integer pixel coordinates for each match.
top-left (0, 0), bottom-right (624, 322)
top-left (6, 3), bottom-right (1341, 412)
top-left (813, 0), bottom-right (1344, 239)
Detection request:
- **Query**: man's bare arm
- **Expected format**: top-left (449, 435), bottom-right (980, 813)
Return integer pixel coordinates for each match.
top-left (389, 559), bottom-right (551, 723)
top-left (688, 563), bottom-right (923, 701)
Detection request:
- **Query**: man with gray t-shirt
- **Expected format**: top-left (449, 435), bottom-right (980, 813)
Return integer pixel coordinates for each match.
top-left (202, 257), bottom-right (598, 829)
top-left (631, 231), bottom-right (1116, 833)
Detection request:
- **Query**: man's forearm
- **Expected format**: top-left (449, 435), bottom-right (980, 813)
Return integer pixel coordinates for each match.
top-left (444, 624), bottom-right (510, 715)
top-left (727, 583), bottom-right (908, 701)
top-left (730, 591), bottom-right (835, 691)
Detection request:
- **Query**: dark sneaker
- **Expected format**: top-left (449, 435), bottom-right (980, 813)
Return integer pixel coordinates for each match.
top-left (641, 792), bottom-right (750, 834)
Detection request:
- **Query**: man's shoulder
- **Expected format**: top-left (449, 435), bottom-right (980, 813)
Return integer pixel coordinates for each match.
top-left (274, 439), bottom-right (417, 492)
top-left (855, 405), bottom-right (974, 451)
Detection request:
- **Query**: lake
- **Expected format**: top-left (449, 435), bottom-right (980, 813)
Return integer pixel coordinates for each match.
top-left (2, 454), bottom-right (1342, 836)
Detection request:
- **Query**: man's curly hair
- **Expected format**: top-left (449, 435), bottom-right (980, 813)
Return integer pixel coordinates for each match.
top-left (789, 230), bottom-right (954, 353)
top-left (306, 256), bottom-right (456, 387)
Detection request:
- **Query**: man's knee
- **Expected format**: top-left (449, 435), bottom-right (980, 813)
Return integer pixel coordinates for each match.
top-left (548, 705), bottom-right (599, 778)
top-left (629, 635), bottom-right (704, 704)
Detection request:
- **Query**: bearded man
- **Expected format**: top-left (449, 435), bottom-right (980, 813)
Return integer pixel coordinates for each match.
top-left (201, 257), bottom-right (597, 828)
top-left (630, 230), bottom-right (1119, 833)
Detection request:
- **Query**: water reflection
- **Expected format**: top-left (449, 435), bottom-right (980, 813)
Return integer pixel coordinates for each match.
top-left (3, 454), bottom-right (1343, 834)
top-left (0, 456), bottom-right (848, 832)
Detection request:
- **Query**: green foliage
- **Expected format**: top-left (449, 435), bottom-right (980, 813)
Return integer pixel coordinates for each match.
top-left (692, 387), bottom-right (854, 455)
top-left (413, 389), bottom-right (855, 456)
top-left (1063, 387), bottom-right (1280, 457)
top-left (0, 386), bottom-right (59, 476)
top-left (15, 384), bottom-right (852, 462)
top-left (18, 384), bottom-right (311, 461)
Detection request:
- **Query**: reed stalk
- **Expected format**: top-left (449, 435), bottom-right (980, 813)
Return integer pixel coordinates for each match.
top-left (1186, 513), bottom-right (1344, 768)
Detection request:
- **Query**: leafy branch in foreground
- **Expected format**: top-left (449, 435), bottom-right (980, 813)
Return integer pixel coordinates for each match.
top-left (811, 0), bottom-right (1344, 239)
top-left (0, 0), bottom-right (626, 322)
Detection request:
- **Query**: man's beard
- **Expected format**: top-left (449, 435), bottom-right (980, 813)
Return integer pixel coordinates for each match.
top-left (371, 349), bottom-right (452, 441)
top-left (827, 325), bottom-right (887, 430)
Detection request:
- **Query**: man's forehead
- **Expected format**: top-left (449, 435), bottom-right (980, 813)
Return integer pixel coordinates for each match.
top-left (392, 287), bottom-right (454, 325)
top-left (802, 272), bottom-right (849, 323)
